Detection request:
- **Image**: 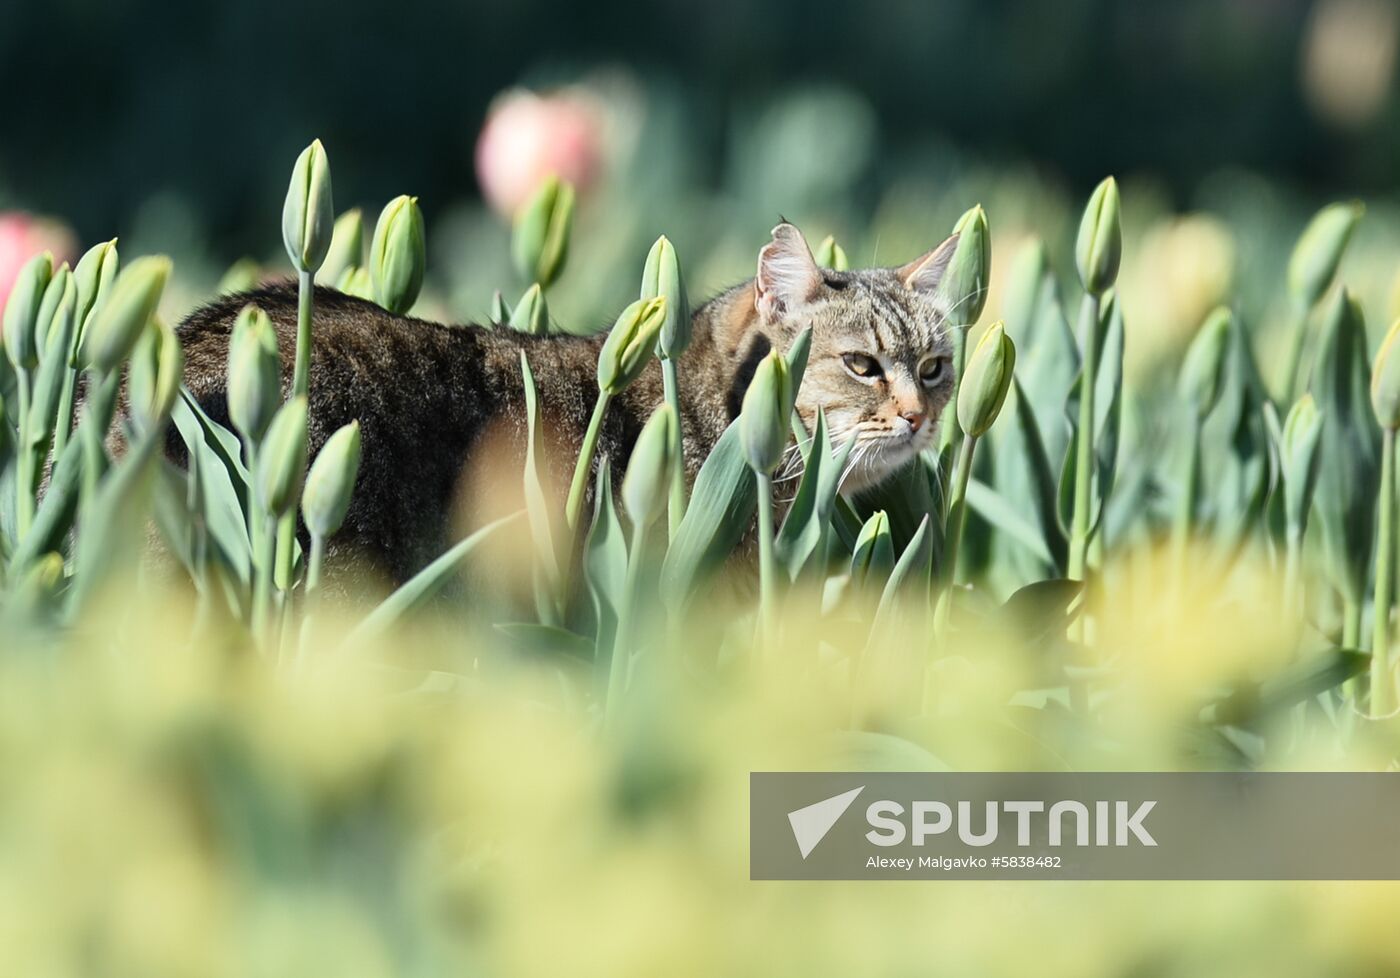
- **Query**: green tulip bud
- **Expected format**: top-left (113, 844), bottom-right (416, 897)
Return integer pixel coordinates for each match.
top-left (597, 296), bottom-right (667, 395)
top-left (1075, 176), bottom-right (1122, 295)
top-left (318, 208), bottom-right (364, 285)
top-left (739, 349), bottom-right (795, 473)
top-left (622, 405), bottom-right (678, 528)
top-left (256, 396), bottom-right (310, 518)
top-left (336, 266), bottom-right (373, 301)
top-left (127, 317), bottom-right (184, 427)
top-left (1288, 201), bottom-right (1362, 311)
top-left (512, 175), bottom-right (574, 288)
top-left (72, 238), bottom-right (119, 367)
top-left (640, 235), bottom-right (690, 358)
top-left (1281, 393), bottom-right (1324, 528)
top-left (938, 204), bottom-right (992, 325)
top-left (849, 510), bottom-right (894, 591)
top-left (1372, 317), bottom-right (1400, 429)
top-left (25, 274), bottom-right (76, 447)
top-left (489, 290), bottom-right (510, 324)
top-left (227, 305), bottom-right (282, 444)
top-left (216, 258), bottom-right (261, 295)
top-left (35, 264), bottom-right (72, 348)
top-left (303, 420), bottom-right (361, 538)
top-left (957, 321), bottom-right (1016, 438)
top-left (1178, 307), bottom-right (1232, 419)
top-left (813, 235), bottom-right (849, 272)
top-left (83, 255), bottom-right (171, 376)
top-left (369, 195), bottom-right (426, 314)
top-left (3, 251), bottom-right (54, 370)
top-left (508, 283), bottom-right (549, 336)
top-left (282, 138), bottom-right (335, 274)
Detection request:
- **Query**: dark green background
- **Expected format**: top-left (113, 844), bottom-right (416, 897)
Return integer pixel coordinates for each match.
top-left (2, 0), bottom-right (1392, 258)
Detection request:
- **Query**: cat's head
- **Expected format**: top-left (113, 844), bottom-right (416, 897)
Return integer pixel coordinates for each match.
top-left (740, 221), bottom-right (963, 492)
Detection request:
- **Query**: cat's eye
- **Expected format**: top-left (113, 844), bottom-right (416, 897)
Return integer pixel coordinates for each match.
top-left (919, 356), bottom-right (949, 386)
top-left (842, 352), bottom-right (883, 379)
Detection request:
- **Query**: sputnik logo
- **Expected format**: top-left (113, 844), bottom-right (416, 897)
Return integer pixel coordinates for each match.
top-left (787, 786), bottom-right (865, 858)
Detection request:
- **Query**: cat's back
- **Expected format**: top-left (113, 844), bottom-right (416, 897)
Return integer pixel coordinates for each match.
top-left (173, 282), bottom-right (612, 584)
top-left (180, 282), bottom-right (491, 404)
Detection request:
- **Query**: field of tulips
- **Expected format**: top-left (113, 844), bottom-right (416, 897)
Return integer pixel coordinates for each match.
top-left (5, 136), bottom-right (1400, 974)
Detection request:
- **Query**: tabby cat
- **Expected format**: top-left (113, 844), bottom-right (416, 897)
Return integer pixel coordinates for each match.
top-left (176, 222), bottom-right (960, 584)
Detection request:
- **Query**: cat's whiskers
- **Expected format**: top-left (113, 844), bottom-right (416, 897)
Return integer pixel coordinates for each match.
top-left (936, 279), bottom-right (987, 332)
top-left (773, 441), bottom-right (807, 485)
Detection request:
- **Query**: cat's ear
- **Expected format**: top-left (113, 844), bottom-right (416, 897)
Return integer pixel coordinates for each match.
top-left (899, 233), bottom-right (960, 295)
top-left (755, 222), bottom-right (822, 323)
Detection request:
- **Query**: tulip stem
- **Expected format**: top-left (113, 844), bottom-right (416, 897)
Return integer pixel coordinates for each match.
top-left (1172, 413), bottom-right (1202, 580)
top-left (13, 369), bottom-right (34, 541)
top-left (934, 433), bottom-right (977, 631)
top-left (937, 327), bottom-right (969, 464)
top-left (78, 371), bottom-right (118, 517)
top-left (52, 365), bottom-right (78, 462)
top-left (1343, 598), bottom-right (1362, 649)
top-left (662, 358), bottom-right (686, 539)
top-left (252, 508), bottom-right (276, 647)
top-left (306, 533), bottom-right (327, 596)
top-left (606, 518), bottom-right (650, 723)
top-left (1068, 292), bottom-right (1101, 584)
top-left (1283, 526), bottom-right (1303, 631)
top-left (566, 392), bottom-right (611, 531)
top-left (755, 470), bottom-right (778, 647)
top-left (292, 269), bottom-right (314, 398)
top-left (273, 269), bottom-right (316, 591)
top-left (1372, 428), bottom-right (1396, 717)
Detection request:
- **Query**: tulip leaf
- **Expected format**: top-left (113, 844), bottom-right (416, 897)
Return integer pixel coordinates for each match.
top-left (776, 408), bottom-right (832, 565)
top-left (1000, 578), bottom-right (1081, 643)
top-left (178, 388), bottom-right (250, 496)
top-left (8, 427), bottom-right (84, 573)
top-left (1309, 292), bottom-right (1379, 603)
top-left (785, 326), bottom-right (812, 391)
top-left (1056, 418), bottom-right (1079, 541)
top-left (172, 393), bottom-right (252, 585)
top-left (583, 461), bottom-right (628, 671)
top-left (778, 412), bottom-right (856, 581)
top-left (351, 510), bottom-right (525, 641)
top-left (1209, 647), bottom-right (1366, 728)
top-left (875, 514), bottom-right (932, 618)
top-left (831, 495), bottom-right (864, 554)
top-left (150, 459), bottom-right (197, 574)
top-left (520, 352), bottom-right (563, 622)
top-left (0, 465), bottom-right (14, 566)
top-left (965, 477), bottom-right (1054, 568)
top-left (492, 622), bottom-right (595, 664)
top-left (1198, 313), bottom-right (1273, 556)
top-left (660, 419), bottom-right (756, 610)
top-left (1001, 377), bottom-right (1067, 573)
top-left (1002, 240), bottom-right (1079, 459)
top-left (65, 424), bottom-right (164, 619)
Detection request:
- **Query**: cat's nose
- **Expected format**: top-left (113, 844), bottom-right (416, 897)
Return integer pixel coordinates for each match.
top-left (901, 411), bottom-right (927, 433)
